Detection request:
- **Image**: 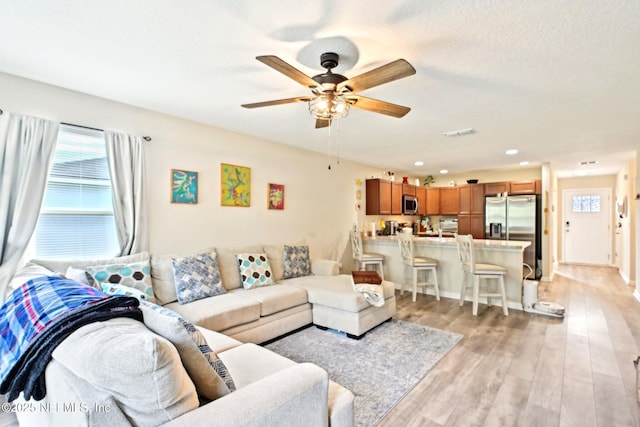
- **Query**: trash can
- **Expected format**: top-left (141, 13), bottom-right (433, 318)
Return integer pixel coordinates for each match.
top-left (522, 280), bottom-right (539, 310)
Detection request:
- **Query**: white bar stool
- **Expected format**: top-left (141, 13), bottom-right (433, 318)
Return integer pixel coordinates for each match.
top-left (349, 230), bottom-right (385, 280)
top-left (397, 232), bottom-right (439, 302)
top-left (455, 234), bottom-right (508, 316)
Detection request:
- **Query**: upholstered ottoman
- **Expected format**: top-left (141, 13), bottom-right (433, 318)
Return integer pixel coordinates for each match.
top-left (288, 274), bottom-right (396, 338)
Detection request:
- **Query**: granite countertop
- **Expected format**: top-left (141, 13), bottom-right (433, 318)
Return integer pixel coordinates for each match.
top-left (363, 235), bottom-right (531, 250)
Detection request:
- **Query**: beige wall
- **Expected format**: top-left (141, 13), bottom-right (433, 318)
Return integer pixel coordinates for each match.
top-left (0, 71), bottom-right (387, 269)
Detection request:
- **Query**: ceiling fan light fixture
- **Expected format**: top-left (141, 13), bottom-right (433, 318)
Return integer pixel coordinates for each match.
top-left (309, 93), bottom-right (349, 120)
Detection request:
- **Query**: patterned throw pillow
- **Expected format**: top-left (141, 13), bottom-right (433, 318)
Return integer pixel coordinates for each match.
top-left (101, 282), bottom-right (149, 301)
top-left (139, 302), bottom-right (236, 400)
top-left (86, 261), bottom-right (155, 302)
top-left (236, 253), bottom-right (274, 289)
top-left (282, 245), bottom-right (311, 279)
top-left (172, 253), bottom-right (226, 304)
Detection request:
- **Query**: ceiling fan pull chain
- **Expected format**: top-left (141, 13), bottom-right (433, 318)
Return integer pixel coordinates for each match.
top-left (327, 120), bottom-right (333, 170)
top-left (335, 119), bottom-right (341, 165)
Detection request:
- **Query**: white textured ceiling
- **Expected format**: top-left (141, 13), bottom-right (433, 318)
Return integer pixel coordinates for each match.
top-left (1, 0), bottom-right (638, 178)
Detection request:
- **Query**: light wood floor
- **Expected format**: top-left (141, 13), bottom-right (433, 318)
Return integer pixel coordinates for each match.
top-left (378, 264), bottom-right (640, 427)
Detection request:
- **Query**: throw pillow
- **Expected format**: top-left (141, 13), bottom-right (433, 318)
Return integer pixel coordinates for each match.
top-left (86, 261), bottom-right (156, 303)
top-left (64, 266), bottom-right (92, 286)
top-left (282, 245), bottom-right (311, 279)
top-left (139, 302), bottom-right (236, 400)
top-left (101, 283), bottom-right (149, 301)
top-left (172, 252), bottom-right (226, 304)
top-left (236, 253), bottom-right (275, 289)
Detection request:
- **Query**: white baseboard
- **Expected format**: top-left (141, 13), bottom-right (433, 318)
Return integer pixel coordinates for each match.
top-left (619, 270), bottom-right (631, 285)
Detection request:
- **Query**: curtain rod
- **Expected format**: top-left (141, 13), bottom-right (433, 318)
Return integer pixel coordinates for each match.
top-left (0, 110), bottom-right (150, 141)
top-left (61, 121), bottom-right (152, 142)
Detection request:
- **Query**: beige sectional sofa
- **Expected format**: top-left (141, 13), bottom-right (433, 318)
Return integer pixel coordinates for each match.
top-left (2, 242), bottom-right (397, 426)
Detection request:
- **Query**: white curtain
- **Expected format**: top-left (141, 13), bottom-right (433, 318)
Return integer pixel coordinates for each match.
top-left (0, 113), bottom-right (59, 301)
top-left (105, 130), bottom-right (148, 256)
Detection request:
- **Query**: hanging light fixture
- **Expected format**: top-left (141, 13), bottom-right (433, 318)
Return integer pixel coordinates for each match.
top-left (309, 92), bottom-right (350, 120)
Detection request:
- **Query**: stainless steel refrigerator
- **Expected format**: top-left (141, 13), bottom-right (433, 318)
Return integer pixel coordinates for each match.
top-left (485, 195), bottom-right (541, 279)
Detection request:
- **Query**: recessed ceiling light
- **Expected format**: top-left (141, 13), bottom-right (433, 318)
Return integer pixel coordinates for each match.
top-left (519, 161), bottom-right (530, 166)
top-left (578, 160), bottom-right (598, 165)
top-left (505, 149), bottom-right (518, 155)
top-left (414, 161), bottom-right (424, 167)
top-left (440, 169), bottom-right (449, 174)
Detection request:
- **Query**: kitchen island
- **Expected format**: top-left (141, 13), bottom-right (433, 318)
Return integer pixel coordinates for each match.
top-left (362, 235), bottom-right (531, 311)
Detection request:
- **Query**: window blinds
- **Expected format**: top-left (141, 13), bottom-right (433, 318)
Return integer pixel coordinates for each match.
top-left (33, 124), bottom-right (120, 260)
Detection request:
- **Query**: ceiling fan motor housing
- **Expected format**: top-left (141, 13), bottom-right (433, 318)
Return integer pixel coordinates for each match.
top-left (320, 52), bottom-right (339, 70)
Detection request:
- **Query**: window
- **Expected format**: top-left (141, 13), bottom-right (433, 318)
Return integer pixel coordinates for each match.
top-left (572, 195), bottom-right (601, 213)
top-left (32, 124), bottom-right (120, 259)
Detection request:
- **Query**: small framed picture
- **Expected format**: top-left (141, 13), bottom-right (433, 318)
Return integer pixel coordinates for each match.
top-left (267, 183), bottom-right (285, 210)
top-left (221, 163), bottom-right (251, 207)
top-left (171, 169), bottom-right (198, 204)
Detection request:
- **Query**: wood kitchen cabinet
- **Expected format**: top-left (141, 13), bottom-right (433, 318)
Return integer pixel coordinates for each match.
top-left (425, 187), bottom-right (441, 215)
top-left (458, 214), bottom-right (485, 239)
top-left (391, 182), bottom-right (403, 214)
top-left (402, 184), bottom-right (416, 196)
top-left (458, 184), bottom-right (485, 238)
top-left (485, 182), bottom-right (510, 196)
top-left (439, 187), bottom-right (459, 215)
top-left (459, 184), bottom-right (484, 215)
top-left (365, 179), bottom-right (391, 215)
top-left (510, 180), bottom-right (541, 195)
top-left (415, 185), bottom-right (427, 215)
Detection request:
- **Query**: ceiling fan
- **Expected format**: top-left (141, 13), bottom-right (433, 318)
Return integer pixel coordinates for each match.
top-left (241, 52), bottom-right (416, 129)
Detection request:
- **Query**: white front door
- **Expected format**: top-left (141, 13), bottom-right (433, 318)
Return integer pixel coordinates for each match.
top-left (562, 188), bottom-right (611, 265)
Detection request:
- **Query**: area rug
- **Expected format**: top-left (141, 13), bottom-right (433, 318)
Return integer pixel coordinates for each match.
top-left (264, 320), bottom-right (462, 426)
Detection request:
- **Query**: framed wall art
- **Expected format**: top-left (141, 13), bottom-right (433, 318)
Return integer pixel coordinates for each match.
top-left (171, 169), bottom-right (198, 204)
top-left (221, 163), bottom-right (251, 207)
top-left (267, 183), bottom-right (285, 210)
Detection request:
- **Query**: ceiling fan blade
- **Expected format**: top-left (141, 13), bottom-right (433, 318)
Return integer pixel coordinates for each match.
top-left (256, 55), bottom-right (318, 88)
top-left (241, 96), bottom-right (312, 109)
top-left (337, 59), bottom-right (416, 94)
top-left (347, 95), bottom-right (411, 118)
top-left (315, 119), bottom-right (331, 129)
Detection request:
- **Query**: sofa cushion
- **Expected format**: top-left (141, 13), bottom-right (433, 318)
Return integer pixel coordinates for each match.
top-left (236, 253), bottom-right (275, 289)
top-left (8, 262), bottom-right (58, 291)
top-left (218, 343), bottom-right (297, 388)
top-left (282, 245), bottom-right (311, 279)
top-left (164, 293), bottom-right (261, 332)
top-left (263, 244), bottom-right (285, 282)
top-left (173, 252), bottom-right (226, 304)
top-left (229, 284), bottom-right (308, 316)
top-left (215, 245), bottom-right (263, 290)
top-left (51, 317), bottom-right (199, 424)
top-left (86, 260), bottom-right (156, 303)
top-left (150, 247), bottom-right (216, 305)
top-left (140, 302), bottom-right (236, 400)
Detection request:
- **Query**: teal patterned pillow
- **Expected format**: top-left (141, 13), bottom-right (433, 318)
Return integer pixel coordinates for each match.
top-left (282, 245), bottom-right (311, 279)
top-left (101, 282), bottom-right (149, 301)
top-left (236, 253), bottom-right (274, 289)
top-left (86, 261), bottom-right (156, 302)
top-left (172, 252), bottom-right (226, 304)
top-left (139, 302), bottom-right (236, 399)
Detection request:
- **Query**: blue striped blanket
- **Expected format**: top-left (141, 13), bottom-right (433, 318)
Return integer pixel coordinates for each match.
top-left (0, 276), bottom-right (142, 401)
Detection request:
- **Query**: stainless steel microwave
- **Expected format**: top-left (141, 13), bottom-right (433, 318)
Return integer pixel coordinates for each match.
top-left (402, 195), bottom-right (418, 215)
